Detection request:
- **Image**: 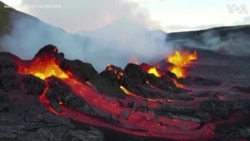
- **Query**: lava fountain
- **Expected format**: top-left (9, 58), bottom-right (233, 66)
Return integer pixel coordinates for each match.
top-left (167, 50), bottom-right (198, 78)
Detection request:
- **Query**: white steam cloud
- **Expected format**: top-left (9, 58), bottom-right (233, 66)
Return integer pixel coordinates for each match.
top-left (15, 0), bottom-right (160, 32)
top-left (0, 11), bottom-right (172, 71)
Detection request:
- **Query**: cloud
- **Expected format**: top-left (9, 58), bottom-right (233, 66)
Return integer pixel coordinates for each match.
top-left (16, 0), bottom-right (160, 32)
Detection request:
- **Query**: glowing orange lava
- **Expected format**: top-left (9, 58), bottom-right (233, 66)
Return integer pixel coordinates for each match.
top-left (147, 67), bottom-right (161, 77)
top-left (141, 64), bottom-right (162, 78)
top-left (18, 57), bottom-right (68, 80)
top-left (167, 50), bottom-right (197, 78)
top-left (120, 86), bottom-right (134, 96)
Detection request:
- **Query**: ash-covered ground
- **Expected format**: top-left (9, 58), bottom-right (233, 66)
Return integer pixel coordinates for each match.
top-left (0, 45), bottom-right (250, 141)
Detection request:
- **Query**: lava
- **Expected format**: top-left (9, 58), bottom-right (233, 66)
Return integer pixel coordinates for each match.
top-left (147, 67), bottom-right (161, 77)
top-left (15, 47), bottom-right (213, 141)
top-left (140, 63), bottom-right (162, 78)
top-left (17, 54), bottom-right (68, 80)
top-left (167, 50), bottom-right (197, 78)
top-left (173, 79), bottom-right (185, 89)
top-left (120, 86), bottom-right (134, 96)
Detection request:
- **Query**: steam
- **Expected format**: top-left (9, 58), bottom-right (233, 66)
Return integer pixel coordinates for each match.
top-left (2, 0), bottom-right (248, 72)
top-left (202, 31), bottom-right (250, 55)
top-left (0, 11), bottom-right (172, 71)
top-left (78, 19), bottom-right (172, 70)
top-left (170, 28), bottom-right (250, 56)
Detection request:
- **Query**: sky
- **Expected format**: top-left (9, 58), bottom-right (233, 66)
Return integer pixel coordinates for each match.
top-left (1, 0), bottom-right (250, 32)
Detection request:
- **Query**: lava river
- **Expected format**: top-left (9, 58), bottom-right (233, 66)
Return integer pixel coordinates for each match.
top-left (15, 46), bottom-right (214, 141)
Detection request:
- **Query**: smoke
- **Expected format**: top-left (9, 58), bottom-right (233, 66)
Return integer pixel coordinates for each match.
top-left (169, 27), bottom-right (250, 56)
top-left (0, 10), bottom-right (172, 71)
top-left (16, 0), bottom-right (160, 32)
top-left (203, 31), bottom-right (250, 56)
top-left (79, 19), bottom-right (172, 70)
top-left (0, 12), bottom-right (87, 60)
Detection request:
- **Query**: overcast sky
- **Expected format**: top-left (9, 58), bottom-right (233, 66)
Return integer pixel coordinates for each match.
top-left (1, 0), bottom-right (250, 32)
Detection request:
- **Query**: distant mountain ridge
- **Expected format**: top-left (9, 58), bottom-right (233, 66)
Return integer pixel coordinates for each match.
top-left (0, 2), bottom-right (13, 36)
top-left (166, 25), bottom-right (250, 56)
top-left (0, 1), bottom-right (89, 60)
top-left (167, 25), bottom-right (250, 41)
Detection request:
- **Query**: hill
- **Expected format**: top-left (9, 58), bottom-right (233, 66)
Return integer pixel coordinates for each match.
top-left (0, 2), bottom-right (88, 61)
top-left (166, 25), bottom-right (250, 56)
top-left (0, 2), bottom-right (13, 36)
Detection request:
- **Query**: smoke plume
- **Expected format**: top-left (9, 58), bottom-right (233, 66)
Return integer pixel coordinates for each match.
top-left (0, 9), bottom-right (172, 71)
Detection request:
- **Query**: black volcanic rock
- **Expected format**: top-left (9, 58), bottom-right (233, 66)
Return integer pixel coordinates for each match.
top-left (20, 74), bottom-right (45, 95)
top-left (200, 99), bottom-right (250, 120)
top-left (0, 52), bottom-right (20, 92)
top-left (0, 89), bottom-right (104, 141)
top-left (124, 63), bottom-right (147, 84)
top-left (60, 59), bottom-right (127, 99)
top-left (35, 44), bottom-right (59, 58)
top-left (216, 118), bottom-right (250, 138)
top-left (0, 69), bottom-right (20, 92)
top-left (100, 69), bottom-right (127, 98)
top-left (233, 86), bottom-right (250, 93)
top-left (45, 76), bottom-right (98, 116)
top-left (124, 63), bottom-right (178, 91)
top-left (155, 105), bottom-right (211, 122)
top-left (123, 63), bottom-right (188, 99)
top-left (0, 89), bottom-right (9, 112)
top-left (0, 52), bottom-right (18, 72)
top-left (178, 76), bottom-right (222, 86)
top-left (200, 99), bottom-right (232, 119)
top-left (60, 59), bottom-right (100, 81)
top-left (0, 47), bottom-right (104, 141)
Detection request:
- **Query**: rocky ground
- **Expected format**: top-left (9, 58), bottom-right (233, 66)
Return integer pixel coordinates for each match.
top-left (0, 45), bottom-right (250, 141)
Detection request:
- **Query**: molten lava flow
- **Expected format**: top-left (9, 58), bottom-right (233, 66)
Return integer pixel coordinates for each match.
top-left (18, 57), bottom-right (68, 80)
top-left (120, 86), bottom-right (134, 96)
top-left (16, 50), bottom-right (214, 141)
top-left (167, 50), bottom-right (197, 78)
top-left (141, 64), bottom-right (162, 78)
top-left (147, 67), bottom-right (161, 77)
top-left (173, 79), bottom-right (185, 89)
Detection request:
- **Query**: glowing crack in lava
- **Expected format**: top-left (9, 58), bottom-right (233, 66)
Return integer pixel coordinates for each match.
top-left (167, 50), bottom-right (198, 78)
top-left (16, 47), bottom-right (214, 141)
